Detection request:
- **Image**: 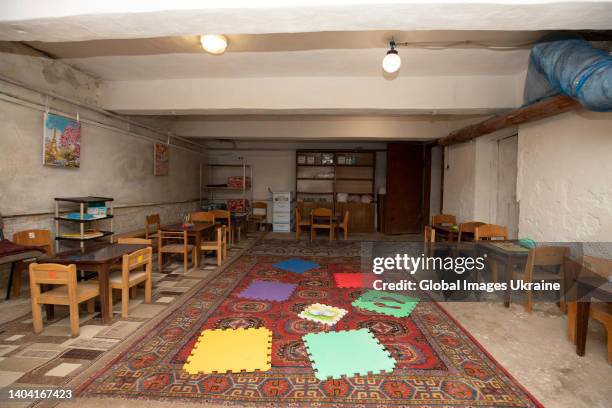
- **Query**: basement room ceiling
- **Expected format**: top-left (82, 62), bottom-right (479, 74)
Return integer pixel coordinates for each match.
top-left (25, 30), bottom-right (538, 80)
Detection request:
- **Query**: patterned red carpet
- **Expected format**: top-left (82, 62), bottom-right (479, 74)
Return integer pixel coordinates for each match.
top-left (77, 240), bottom-right (542, 407)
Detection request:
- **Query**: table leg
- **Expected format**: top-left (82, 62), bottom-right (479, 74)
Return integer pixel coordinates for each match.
top-left (195, 232), bottom-right (201, 268)
top-left (12, 261), bottom-right (23, 298)
top-left (98, 263), bottom-right (112, 324)
top-left (503, 258), bottom-right (512, 308)
top-left (5, 261), bottom-right (16, 300)
top-left (575, 300), bottom-right (590, 356)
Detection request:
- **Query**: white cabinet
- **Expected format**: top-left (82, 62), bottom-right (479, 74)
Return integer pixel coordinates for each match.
top-left (272, 192), bottom-right (293, 232)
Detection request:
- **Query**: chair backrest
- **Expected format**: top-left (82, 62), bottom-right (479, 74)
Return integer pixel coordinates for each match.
top-left (0, 211), bottom-right (4, 240)
top-left (145, 214), bottom-right (161, 239)
top-left (583, 255), bottom-right (612, 279)
top-left (13, 229), bottom-right (53, 255)
top-left (252, 202), bottom-right (267, 216)
top-left (311, 207), bottom-right (333, 225)
top-left (474, 224), bottom-right (508, 240)
top-left (118, 237), bottom-right (152, 245)
top-left (424, 226), bottom-right (436, 243)
top-left (211, 209), bottom-right (231, 226)
top-left (190, 211), bottom-right (216, 223)
top-left (122, 246), bottom-right (153, 273)
top-left (458, 221), bottom-right (485, 242)
top-left (525, 246), bottom-right (568, 278)
top-left (29, 263), bottom-right (76, 286)
top-left (432, 214), bottom-right (456, 226)
top-left (158, 230), bottom-right (188, 248)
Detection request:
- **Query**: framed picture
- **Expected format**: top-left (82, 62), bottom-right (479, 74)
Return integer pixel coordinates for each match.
top-left (154, 143), bottom-right (169, 176)
top-left (322, 153), bottom-right (334, 164)
top-left (306, 155), bottom-right (315, 165)
top-left (43, 112), bottom-right (81, 168)
top-left (297, 155), bottom-right (306, 164)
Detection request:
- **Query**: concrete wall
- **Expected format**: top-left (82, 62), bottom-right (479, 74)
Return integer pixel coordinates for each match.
top-left (0, 44), bottom-right (204, 241)
top-left (0, 95), bottom-right (202, 238)
top-left (517, 110), bottom-right (612, 242)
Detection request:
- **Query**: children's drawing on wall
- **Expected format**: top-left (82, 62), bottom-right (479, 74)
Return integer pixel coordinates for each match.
top-left (154, 143), bottom-right (169, 176)
top-left (43, 113), bottom-right (81, 168)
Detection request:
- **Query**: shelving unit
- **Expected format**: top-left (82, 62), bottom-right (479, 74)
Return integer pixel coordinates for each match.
top-left (54, 196), bottom-right (114, 252)
top-left (199, 160), bottom-right (253, 214)
top-left (295, 150), bottom-right (376, 232)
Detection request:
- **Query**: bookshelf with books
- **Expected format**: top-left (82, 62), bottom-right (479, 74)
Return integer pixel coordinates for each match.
top-left (54, 196), bottom-right (114, 252)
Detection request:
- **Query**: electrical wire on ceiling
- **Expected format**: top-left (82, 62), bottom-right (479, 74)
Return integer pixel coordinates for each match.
top-left (392, 40), bottom-right (537, 50)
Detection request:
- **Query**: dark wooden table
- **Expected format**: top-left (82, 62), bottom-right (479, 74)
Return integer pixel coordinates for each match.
top-left (40, 243), bottom-right (148, 324)
top-left (161, 222), bottom-right (215, 267)
top-left (0, 249), bottom-right (45, 300)
top-left (432, 224), bottom-right (461, 241)
top-left (575, 275), bottom-right (612, 356)
top-left (476, 241), bottom-right (530, 307)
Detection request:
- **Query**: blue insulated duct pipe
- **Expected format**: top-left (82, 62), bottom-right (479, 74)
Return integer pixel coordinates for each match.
top-left (524, 35), bottom-right (612, 111)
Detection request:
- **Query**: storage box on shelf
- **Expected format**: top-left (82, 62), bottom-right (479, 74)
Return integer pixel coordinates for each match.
top-left (272, 192), bottom-right (294, 233)
top-left (200, 161), bottom-right (253, 216)
top-left (54, 196), bottom-right (114, 252)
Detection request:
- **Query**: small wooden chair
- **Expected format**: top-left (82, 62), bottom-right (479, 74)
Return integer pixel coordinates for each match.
top-left (145, 214), bottom-right (161, 241)
top-left (310, 208), bottom-right (334, 241)
top-left (474, 224), bottom-right (508, 241)
top-left (12, 229), bottom-right (53, 298)
top-left (567, 256), bottom-right (612, 363)
top-left (335, 210), bottom-right (350, 240)
top-left (432, 214), bottom-right (456, 226)
top-left (514, 246), bottom-right (568, 313)
top-left (200, 225), bottom-right (227, 266)
top-left (109, 246), bottom-right (153, 317)
top-left (158, 231), bottom-right (195, 273)
top-left (295, 208), bottom-right (311, 239)
top-left (29, 263), bottom-right (99, 337)
top-left (458, 221), bottom-right (485, 242)
top-left (251, 202), bottom-right (268, 231)
top-left (190, 211), bottom-right (216, 224)
top-left (211, 210), bottom-right (234, 245)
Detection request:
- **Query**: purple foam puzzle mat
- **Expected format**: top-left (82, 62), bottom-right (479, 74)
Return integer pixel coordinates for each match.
top-left (237, 280), bottom-right (298, 302)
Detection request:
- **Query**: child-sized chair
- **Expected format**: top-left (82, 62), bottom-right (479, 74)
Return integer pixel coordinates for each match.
top-left (310, 208), bottom-right (334, 241)
top-left (29, 263), bottom-right (99, 337)
top-left (200, 225), bottom-right (227, 266)
top-left (158, 231), bottom-right (196, 273)
top-left (109, 246), bottom-right (153, 317)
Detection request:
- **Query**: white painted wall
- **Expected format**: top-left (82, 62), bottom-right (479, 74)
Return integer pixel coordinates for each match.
top-left (442, 127), bottom-right (519, 232)
top-left (517, 110), bottom-right (612, 242)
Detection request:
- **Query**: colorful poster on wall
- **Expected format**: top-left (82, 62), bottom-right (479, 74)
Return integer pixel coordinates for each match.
top-left (43, 112), bottom-right (81, 168)
top-left (154, 143), bottom-right (169, 176)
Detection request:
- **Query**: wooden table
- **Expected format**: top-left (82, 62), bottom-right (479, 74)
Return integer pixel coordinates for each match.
top-left (41, 243), bottom-right (148, 324)
top-left (161, 222), bottom-right (215, 267)
top-left (575, 275), bottom-right (612, 356)
top-left (432, 224), bottom-right (461, 241)
top-left (476, 241), bottom-right (529, 307)
top-left (0, 248), bottom-right (45, 300)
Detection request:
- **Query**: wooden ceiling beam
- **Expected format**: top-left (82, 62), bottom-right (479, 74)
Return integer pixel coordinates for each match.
top-left (438, 95), bottom-right (580, 146)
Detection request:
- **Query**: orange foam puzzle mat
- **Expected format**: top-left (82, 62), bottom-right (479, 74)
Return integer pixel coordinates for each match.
top-left (183, 327), bottom-right (272, 375)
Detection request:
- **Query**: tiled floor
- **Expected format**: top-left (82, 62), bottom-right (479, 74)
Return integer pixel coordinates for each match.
top-left (0, 233), bottom-right (258, 400)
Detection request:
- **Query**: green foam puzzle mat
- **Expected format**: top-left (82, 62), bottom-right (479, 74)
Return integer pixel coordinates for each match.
top-left (302, 328), bottom-right (396, 380)
top-left (352, 290), bottom-right (419, 318)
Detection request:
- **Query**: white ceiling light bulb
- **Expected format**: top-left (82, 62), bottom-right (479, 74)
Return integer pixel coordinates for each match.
top-left (200, 34), bottom-right (228, 55)
top-left (382, 41), bottom-right (401, 73)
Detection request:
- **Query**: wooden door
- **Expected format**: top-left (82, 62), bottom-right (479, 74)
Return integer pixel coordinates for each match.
top-left (384, 143), bottom-right (426, 234)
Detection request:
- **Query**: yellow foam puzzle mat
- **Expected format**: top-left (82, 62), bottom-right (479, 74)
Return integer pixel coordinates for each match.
top-left (183, 327), bottom-right (272, 375)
